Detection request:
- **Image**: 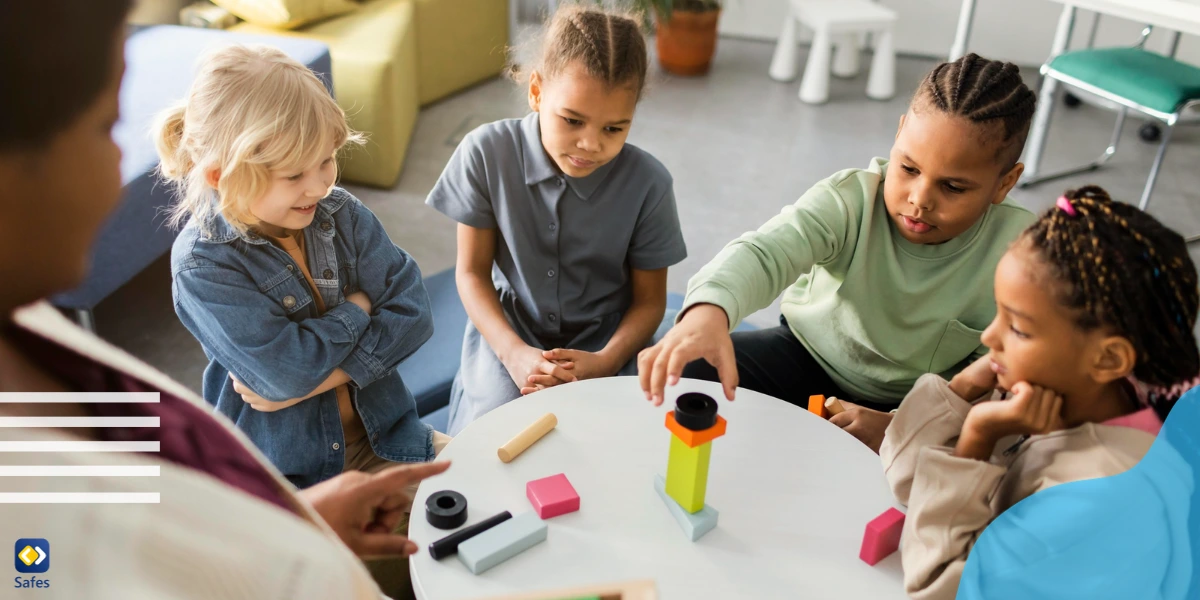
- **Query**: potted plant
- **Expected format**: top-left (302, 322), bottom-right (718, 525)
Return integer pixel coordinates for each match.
top-left (637, 0), bottom-right (722, 76)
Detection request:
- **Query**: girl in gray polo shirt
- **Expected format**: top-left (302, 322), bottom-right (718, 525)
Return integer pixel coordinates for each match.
top-left (428, 5), bottom-right (687, 434)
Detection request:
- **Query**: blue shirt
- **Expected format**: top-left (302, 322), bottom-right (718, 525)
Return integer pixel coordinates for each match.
top-left (171, 187), bottom-right (434, 489)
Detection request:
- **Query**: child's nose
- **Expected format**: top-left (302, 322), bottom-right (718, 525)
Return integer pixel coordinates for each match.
top-left (981, 318), bottom-right (1000, 350)
top-left (577, 134), bottom-right (599, 153)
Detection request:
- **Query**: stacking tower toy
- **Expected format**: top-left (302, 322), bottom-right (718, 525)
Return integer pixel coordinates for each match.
top-left (655, 392), bottom-right (726, 541)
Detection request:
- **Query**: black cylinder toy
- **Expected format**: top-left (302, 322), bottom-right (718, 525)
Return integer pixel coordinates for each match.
top-left (674, 392), bottom-right (718, 431)
top-left (425, 490), bottom-right (468, 530)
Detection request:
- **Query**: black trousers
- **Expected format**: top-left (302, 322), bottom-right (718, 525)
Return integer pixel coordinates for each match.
top-left (682, 317), bottom-right (893, 412)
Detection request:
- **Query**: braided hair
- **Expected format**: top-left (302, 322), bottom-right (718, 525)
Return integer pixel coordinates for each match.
top-left (1022, 186), bottom-right (1200, 418)
top-left (512, 4), bottom-right (648, 99)
top-left (913, 53), bottom-right (1037, 169)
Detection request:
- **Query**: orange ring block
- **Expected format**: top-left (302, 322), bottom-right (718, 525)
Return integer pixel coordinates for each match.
top-left (664, 412), bottom-right (727, 448)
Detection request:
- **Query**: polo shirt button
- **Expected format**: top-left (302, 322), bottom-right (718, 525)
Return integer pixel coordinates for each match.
top-left (282, 296), bottom-right (296, 309)
top-left (321, 221), bottom-right (333, 231)
top-left (548, 313), bottom-right (557, 322)
top-left (556, 177), bottom-right (564, 186)
top-left (332, 442), bottom-right (340, 450)
top-left (547, 269), bottom-right (556, 277)
top-left (549, 223), bottom-right (557, 231)
top-left (323, 268), bottom-right (334, 279)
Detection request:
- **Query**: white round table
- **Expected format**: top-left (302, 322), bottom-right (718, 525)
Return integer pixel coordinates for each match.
top-left (410, 377), bottom-right (906, 599)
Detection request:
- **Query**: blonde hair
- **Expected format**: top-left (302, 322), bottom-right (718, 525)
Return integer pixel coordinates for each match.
top-left (155, 45), bottom-right (363, 233)
top-left (512, 4), bottom-right (649, 100)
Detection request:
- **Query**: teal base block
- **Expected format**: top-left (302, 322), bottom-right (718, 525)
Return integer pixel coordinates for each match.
top-left (457, 512), bottom-right (547, 575)
top-left (654, 474), bottom-right (719, 542)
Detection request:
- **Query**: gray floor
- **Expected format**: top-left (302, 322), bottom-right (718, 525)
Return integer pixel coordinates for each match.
top-left (94, 37), bottom-right (1200, 394)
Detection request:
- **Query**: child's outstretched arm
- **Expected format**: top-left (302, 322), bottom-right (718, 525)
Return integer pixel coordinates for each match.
top-left (174, 265), bottom-right (371, 403)
top-left (339, 198), bottom-right (434, 388)
top-left (455, 223), bottom-right (577, 393)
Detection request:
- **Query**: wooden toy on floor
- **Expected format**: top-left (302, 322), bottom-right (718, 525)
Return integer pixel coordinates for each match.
top-left (808, 394), bottom-right (830, 419)
top-left (825, 396), bottom-right (846, 416)
top-left (425, 490), bottom-right (468, 529)
top-left (499, 412), bottom-right (558, 463)
top-left (457, 511), bottom-right (548, 574)
top-left (429, 510), bottom-right (513, 560)
top-left (526, 473), bottom-right (580, 519)
top-left (860, 507), bottom-right (905, 565)
top-left (657, 392), bottom-right (725, 541)
top-left (473, 578), bottom-right (657, 600)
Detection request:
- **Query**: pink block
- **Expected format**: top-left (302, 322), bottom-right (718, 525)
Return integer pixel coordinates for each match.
top-left (859, 508), bottom-right (905, 566)
top-left (526, 473), bottom-right (580, 519)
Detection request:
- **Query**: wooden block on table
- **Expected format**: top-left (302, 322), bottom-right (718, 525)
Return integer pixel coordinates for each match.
top-left (457, 512), bottom-right (547, 575)
top-left (665, 436), bottom-right (711, 513)
top-left (471, 578), bottom-right (657, 600)
top-left (664, 412), bottom-right (727, 448)
top-left (825, 396), bottom-right (846, 416)
top-left (498, 413), bottom-right (557, 463)
top-left (526, 473), bottom-right (580, 519)
top-left (859, 507), bottom-right (905, 566)
top-left (808, 395), bottom-right (830, 419)
top-left (654, 474), bottom-right (718, 542)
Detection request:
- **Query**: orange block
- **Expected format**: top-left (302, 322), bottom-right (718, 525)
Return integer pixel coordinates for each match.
top-left (808, 395), bottom-right (829, 419)
top-left (664, 412), bottom-right (727, 448)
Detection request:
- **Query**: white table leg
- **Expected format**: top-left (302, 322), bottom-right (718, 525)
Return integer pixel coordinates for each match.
top-left (1021, 5), bottom-right (1077, 180)
top-left (833, 33), bottom-right (860, 78)
top-left (799, 28), bottom-right (833, 104)
top-left (866, 29), bottom-right (895, 100)
top-left (769, 15), bottom-right (801, 81)
top-left (949, 0), bottom-right (977, 60)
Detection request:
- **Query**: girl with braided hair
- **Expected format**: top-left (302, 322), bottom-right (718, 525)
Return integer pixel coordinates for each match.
top-left (429, 5), bottom-right (686, 434)
top-left (880, 185), bottom-right (1199, 599)
top-left (642, 53), bottom-right (1038, 453)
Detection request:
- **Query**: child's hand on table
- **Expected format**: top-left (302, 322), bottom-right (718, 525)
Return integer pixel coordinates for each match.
top-left (502, 344), bottom-right (577, 396)
top-left (829, 400), bottom-right (892, 453)
top-left (638, 303), bottom-right (737, 405)
top-left (230, 374), bottom-right (305, 412)
top-left (956, 381), bottom-right (1065, 461)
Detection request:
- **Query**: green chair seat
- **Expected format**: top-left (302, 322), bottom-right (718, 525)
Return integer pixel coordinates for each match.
top-left (1049, 47), bottom-right (1200, 115)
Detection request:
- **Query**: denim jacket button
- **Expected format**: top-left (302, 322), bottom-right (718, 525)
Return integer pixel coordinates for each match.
top-left (286, 264), bottom-right (294, 272)
top-left (323, 269), bottom-right (334, 279)
top-left (332, 442), bottom-right (340, 450)
top-left (282, 296), bottom-right (296, 309)
top-left (321, 221), bottom-right (333, 231)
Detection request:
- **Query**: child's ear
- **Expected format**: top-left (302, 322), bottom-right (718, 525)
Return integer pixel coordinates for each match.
top-left (204, 168), bottom-right (220, 190)
top-left (528, 71), bottom-right (543, 113)
top-left (1090, 335), bottom-right (1137, 385)
top-left (993, 162), bottom-right (1025, 205)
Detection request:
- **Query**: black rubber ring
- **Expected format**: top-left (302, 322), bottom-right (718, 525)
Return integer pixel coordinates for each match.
top-left (425, 490), bottom-right (468, 530)
top-left (674, 392), bottom-right (718, 431)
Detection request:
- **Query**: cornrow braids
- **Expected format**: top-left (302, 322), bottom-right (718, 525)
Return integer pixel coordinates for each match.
top-left (913, 53), bottom-right (1037, 168)
top-left (1022, 185), bottom-right (1200, 418)
top-left (513, 4), bottom-right (649, 99)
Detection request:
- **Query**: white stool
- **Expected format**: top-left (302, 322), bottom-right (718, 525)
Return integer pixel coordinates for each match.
top-left (769, 0), bottom-right (898, 104)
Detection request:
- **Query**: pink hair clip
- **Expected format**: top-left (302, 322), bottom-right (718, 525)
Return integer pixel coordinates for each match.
top-left (1056, 195), bottom-right (1078, 217)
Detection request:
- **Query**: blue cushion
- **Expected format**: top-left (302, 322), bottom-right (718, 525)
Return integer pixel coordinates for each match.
top-left (400, 269), bottom-right (469, 420)
top-left (52, 26), bottom-right (333, 310)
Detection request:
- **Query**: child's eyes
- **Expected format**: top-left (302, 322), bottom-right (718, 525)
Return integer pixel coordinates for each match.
top-left (944, 183), bottom-right (966, 194)
top-left (562, 117), bottom-right (583, 126)
top-left (1010, 325), bottom-right (1030, 339)
top-left (604, 126), bottom-right (624, 133)
top-left (287, 173), bottom-right (304, 182)
top-left (901, 165), bottom-right (918, 175)
top-left (322, 157), bottom-right (334, 167)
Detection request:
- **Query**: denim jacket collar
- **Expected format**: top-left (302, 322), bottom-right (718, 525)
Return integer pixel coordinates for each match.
top-left (198, 189), bottom-right (352, 245)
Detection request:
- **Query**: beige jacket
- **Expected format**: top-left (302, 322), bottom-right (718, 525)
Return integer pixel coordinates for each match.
top-left (2, 302), bottom-right (383, 599)
top-left (879, 374), bottom-right (1156, 600)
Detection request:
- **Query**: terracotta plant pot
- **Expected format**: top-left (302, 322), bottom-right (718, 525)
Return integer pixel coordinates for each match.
top-left (655, 9), bottom-right (721, 76)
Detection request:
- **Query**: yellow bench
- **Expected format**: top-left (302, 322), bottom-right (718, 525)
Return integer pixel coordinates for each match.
top-left (233, 0), bottom-right (508, 187)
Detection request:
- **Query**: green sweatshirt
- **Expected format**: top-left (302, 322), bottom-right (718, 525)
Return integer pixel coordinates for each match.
top-left (684, 158), bottom-right (1036, 403)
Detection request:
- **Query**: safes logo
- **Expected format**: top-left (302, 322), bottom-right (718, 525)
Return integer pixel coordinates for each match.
top-left (13, 539), bottom-right (50, 590)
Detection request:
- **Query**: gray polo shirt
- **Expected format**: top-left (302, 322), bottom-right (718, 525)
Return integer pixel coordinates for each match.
top-left (427, 111), bottom-right (687, 344)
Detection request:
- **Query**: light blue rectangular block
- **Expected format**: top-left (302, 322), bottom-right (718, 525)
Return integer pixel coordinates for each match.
top-left (457, 511), bottom-right (547, 575)
top-left (655, 474), bottom-right (719, 542)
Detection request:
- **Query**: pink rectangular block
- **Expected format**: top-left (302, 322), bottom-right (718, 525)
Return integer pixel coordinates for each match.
top-left (526, 473), bottom-right (580, 519)
top-left (859, 508), bottom-right (905, 566)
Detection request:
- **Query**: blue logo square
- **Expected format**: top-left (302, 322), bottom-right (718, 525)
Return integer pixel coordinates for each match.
top-left (14, 539), bottom-right (49, 574)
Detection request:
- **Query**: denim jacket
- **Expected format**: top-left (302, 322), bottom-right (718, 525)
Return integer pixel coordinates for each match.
top-left (171, 187), bottom-right (435, 489)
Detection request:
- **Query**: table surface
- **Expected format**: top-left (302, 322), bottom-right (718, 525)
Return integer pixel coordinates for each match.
top-left (409, 377), bottom-right (905, 600)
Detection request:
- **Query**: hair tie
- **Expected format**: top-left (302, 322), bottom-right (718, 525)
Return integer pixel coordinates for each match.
top-left (1056, 195), bottom-right (1078, 217)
